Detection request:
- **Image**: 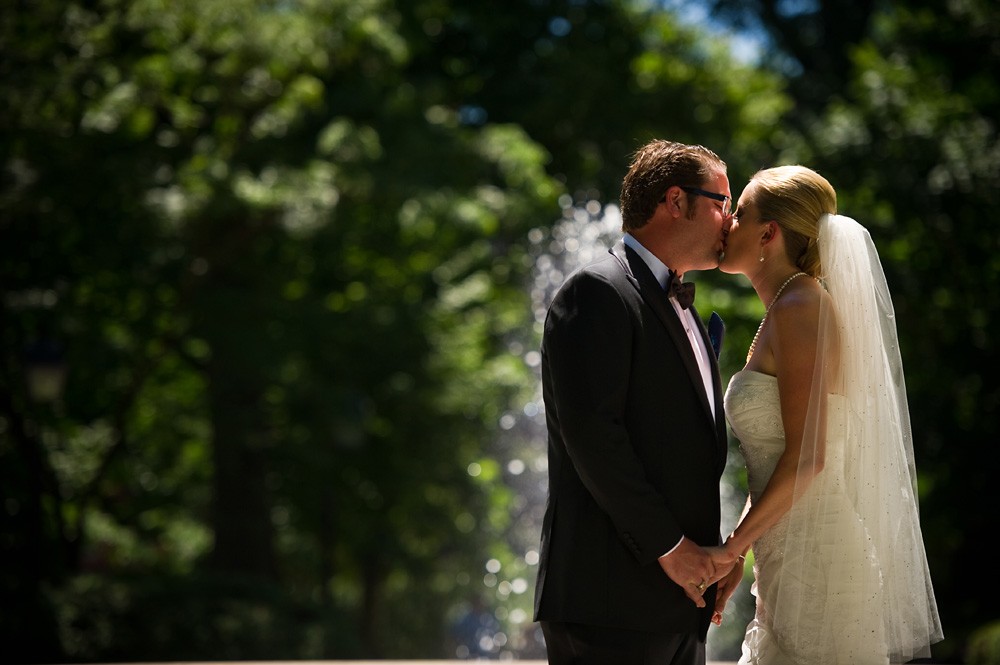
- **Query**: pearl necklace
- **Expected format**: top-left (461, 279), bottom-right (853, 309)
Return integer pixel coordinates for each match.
top-left (746, 272), bottom-right (807, 362)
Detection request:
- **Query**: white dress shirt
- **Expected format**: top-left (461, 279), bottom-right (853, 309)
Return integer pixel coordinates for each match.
top-left (623, 233), bottom-right (716, 559)
top-left (622, 234), bottom-right (715, 419)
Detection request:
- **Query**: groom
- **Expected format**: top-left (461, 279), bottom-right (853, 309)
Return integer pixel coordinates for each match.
top-left (533, 140), bottom-right (735, 664)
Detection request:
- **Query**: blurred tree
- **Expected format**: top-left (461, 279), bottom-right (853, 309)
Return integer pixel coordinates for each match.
top-left (706, 0), bottom-right (878, 109)
top-left (397, 0), bottom-right (787, 198)
top-left (814, 4), bottom-right (1000, 661)
top-left (0, 0), bottom-right (796, 660)
top-left (1, 0), bottom-right (560, 658)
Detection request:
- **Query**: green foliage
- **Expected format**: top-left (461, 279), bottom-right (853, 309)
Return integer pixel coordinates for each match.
top-left (48, 572), bottom-right (361, 660)
top-left (968, 620), bottom-right (1000, 665)
top-left (2, 0), bottom-right (558, 658)
top-left (821, 8), bottom-right (998, 661)
top-left (4, 0), bottom-right (995, 660)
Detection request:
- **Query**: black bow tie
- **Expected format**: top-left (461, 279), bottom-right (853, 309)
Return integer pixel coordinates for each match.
top-left (665, 271), bottom-right (695, 309)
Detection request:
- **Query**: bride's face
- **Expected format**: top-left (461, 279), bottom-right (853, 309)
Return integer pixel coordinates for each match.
top-left (719, 187), bottom-right (766, 276)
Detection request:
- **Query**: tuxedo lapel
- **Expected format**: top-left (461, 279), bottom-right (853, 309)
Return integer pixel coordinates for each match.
top-left (608, 242), bottom-right (717, 426)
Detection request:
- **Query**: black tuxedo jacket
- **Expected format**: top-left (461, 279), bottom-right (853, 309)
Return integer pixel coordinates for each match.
top-left (533, 240), bottom-right (728, 640)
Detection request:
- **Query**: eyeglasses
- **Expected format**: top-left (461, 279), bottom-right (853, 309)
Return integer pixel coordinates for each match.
top-left (680, 186), bottom-right (733, 217)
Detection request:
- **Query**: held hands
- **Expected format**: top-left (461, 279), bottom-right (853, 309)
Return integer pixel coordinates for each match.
top-left (657, 538), bottom-right (740, 608)
top-left (709, 548), bottom-right (746, 626)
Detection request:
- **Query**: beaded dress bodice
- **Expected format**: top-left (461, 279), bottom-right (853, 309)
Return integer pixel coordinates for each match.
top-left (724, 370), bottom-right (786, 500)
top-left (725, 370), bottom-right (851, 499)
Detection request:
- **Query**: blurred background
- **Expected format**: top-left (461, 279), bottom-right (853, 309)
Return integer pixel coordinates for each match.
top-left (2, 0), bottom-right (998, 662)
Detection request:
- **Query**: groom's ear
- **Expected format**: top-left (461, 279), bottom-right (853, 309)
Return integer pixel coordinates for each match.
top-left (663, 185), bottom-right (685, 217)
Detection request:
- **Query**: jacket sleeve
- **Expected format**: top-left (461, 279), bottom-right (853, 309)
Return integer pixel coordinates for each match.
top-left (543, 270), bottom-right (683, 563)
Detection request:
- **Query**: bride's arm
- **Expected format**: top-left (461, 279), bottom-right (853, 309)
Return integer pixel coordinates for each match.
top-left (706, 494), bottom-right (751, 624)
top-left (722, 288), bottom-right (836, 559)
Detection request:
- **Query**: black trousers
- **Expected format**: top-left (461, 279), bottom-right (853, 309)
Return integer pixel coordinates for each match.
top-left (540, 621), bottom-right (705, 665)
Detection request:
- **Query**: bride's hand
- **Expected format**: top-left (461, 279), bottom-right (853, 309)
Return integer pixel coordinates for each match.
top-left (711, 553), bottom-right (747, 626)
top-left (704, 546), bottom-right (739, 584)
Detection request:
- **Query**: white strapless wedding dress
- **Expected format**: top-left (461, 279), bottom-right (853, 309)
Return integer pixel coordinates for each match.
top-left (724, 370), bottom-right (890, 665)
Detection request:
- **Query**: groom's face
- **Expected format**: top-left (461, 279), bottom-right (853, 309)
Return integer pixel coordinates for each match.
top-left (683, 170), bottom-right (733, 270)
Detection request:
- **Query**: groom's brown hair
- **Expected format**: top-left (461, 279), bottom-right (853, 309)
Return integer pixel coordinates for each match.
top-left (619, 139), bottom-right (727, 233)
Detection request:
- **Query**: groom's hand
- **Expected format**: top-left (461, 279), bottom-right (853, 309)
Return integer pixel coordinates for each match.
top-left (657, 537), bottom-right (725, 608)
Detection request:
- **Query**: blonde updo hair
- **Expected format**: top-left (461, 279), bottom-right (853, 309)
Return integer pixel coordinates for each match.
top-left (749, 165), bottom-right (837, 277)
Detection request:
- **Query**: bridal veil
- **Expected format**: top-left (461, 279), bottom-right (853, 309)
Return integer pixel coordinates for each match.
top-left (765, 213), bottom-right (943, 662)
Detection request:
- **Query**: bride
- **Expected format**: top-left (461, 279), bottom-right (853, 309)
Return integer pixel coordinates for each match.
top-left (710, 166), bottom-right (943, 663)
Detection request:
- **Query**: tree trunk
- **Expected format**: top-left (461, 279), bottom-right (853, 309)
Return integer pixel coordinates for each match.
top-left (360, 555), bottom-right (383, 656)
top-left (205, 341), bottom-right (277, 581)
